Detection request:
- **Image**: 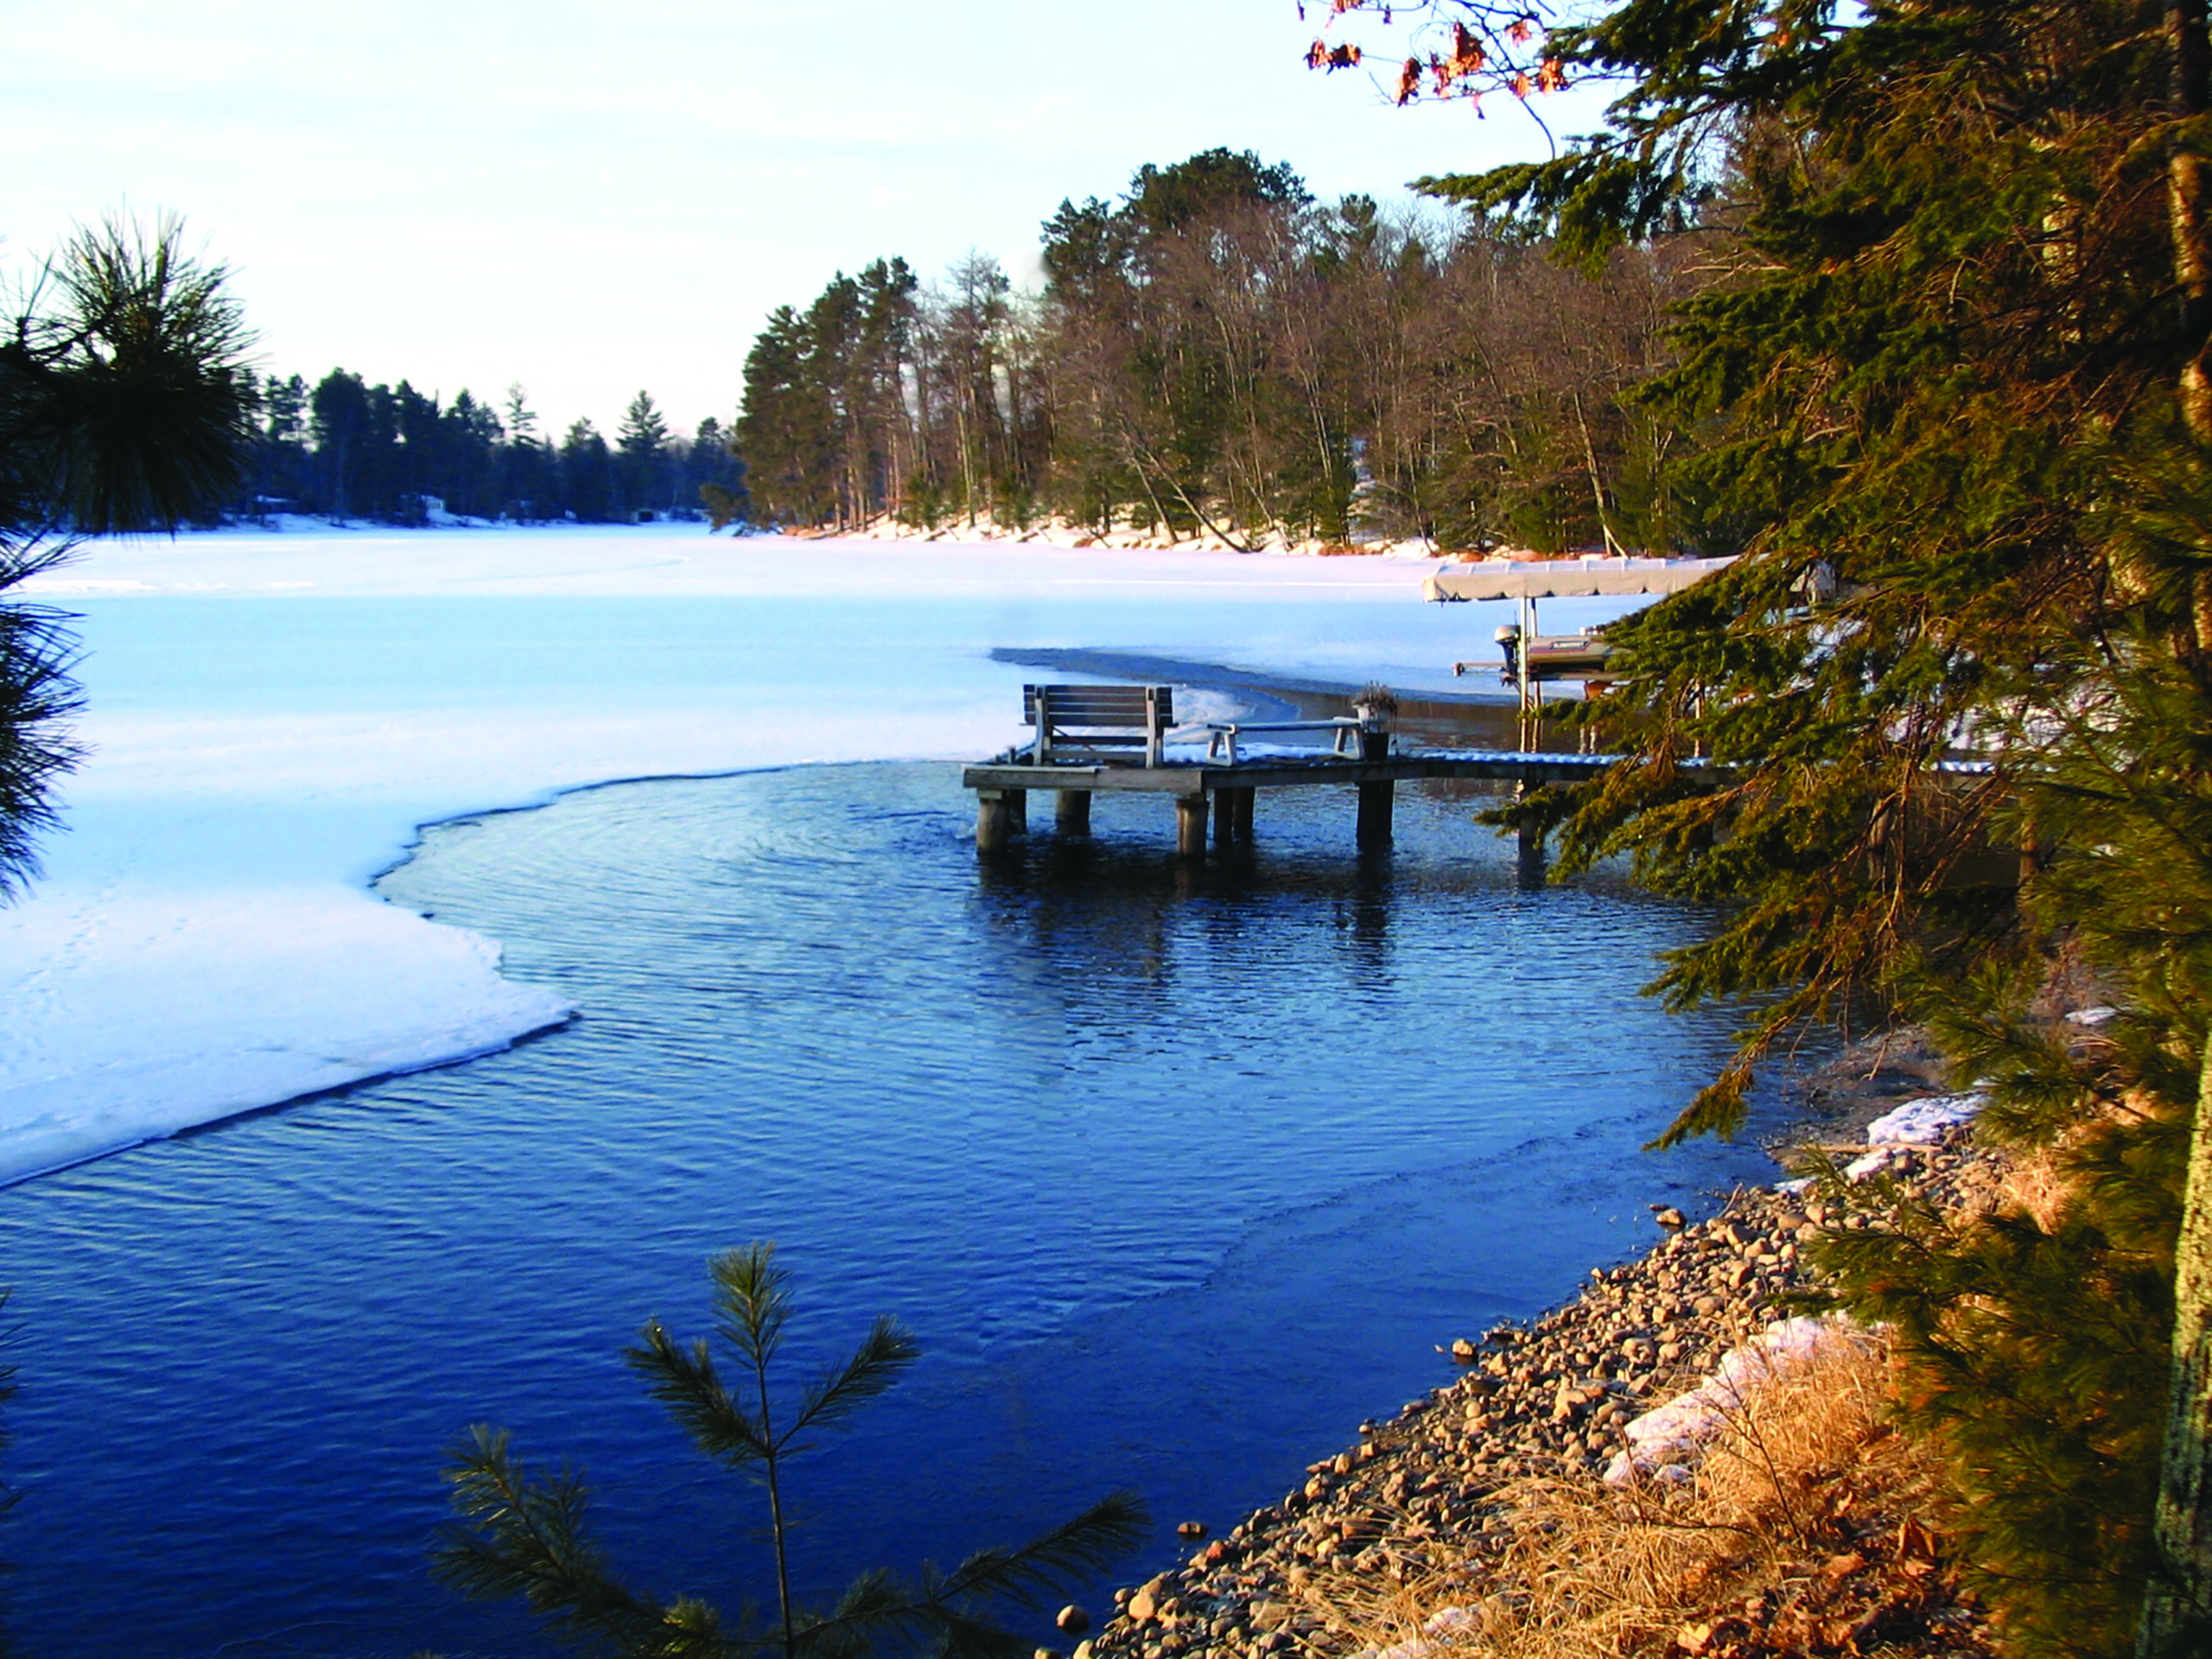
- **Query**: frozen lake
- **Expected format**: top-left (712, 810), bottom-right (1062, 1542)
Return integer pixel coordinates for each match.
top-left (3, 524), bottom-right (1581, 1182)
top-left (0, 525), bottom-right (1782, 1656)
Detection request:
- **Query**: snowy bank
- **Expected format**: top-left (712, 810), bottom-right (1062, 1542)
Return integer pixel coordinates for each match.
top-left (2, 524), bottom-right (1646, 1186)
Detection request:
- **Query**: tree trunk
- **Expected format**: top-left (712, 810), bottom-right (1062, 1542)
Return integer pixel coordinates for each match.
top-left (2145, 16), bottom-right (2212, 1643)
top-left (2139, 1039), bottom-right (2212, 1657)
top-left (2171, 0), bottom-right (2212, 452)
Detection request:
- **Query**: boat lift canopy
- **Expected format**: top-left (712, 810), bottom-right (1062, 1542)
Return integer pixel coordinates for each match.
top-left (1423, 555), bottom-right (1737, 603)
top-left (1427, 556), bottom-right (1738, 748)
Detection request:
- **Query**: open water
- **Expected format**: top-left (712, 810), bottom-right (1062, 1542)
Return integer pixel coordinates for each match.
top-left (0, 754), bottom-right (1784, 1657)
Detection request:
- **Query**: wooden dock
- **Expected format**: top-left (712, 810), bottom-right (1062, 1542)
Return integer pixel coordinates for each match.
top-left (961, 748), bottom-right (1613, 856)
top-left (963, 746), bottom-right (1999, 856)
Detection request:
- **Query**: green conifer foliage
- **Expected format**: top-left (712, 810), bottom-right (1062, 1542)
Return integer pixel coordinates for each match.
top-left (1399, 0), bottom-right (2212, 1650)
top-left (435, 1243), bottom-right (1147, 1659)
top-left (0, 217), bottom-right (254, 899)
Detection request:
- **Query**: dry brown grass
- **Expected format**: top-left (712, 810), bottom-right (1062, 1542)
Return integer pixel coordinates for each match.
top-left (1313, 1333), bottom-right (1986, 1659)
top-left (1995, 1146), bottom-right (2071, 1231)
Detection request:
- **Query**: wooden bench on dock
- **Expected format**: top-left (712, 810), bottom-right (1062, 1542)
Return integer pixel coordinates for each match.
top-left (1024, 683), bottom-right (1174, 768)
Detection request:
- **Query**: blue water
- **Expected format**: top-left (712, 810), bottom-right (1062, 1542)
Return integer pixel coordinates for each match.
top-left (0, 759), bottom-right (1781, 1658)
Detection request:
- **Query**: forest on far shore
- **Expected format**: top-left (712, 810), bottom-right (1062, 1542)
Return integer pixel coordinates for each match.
top-left (223, 146), bottom-right (1723, 553)
top-left (225, 375), bottom-right (747, 527)
top-left (734, 147), bottom-right (1718, 556)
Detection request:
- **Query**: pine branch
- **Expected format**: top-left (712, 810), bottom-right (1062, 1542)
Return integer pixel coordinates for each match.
top-left (787, 1315), bottom-right (918, 1443)
top-left (432, 1426), bottom-right (677, 1652)
top-left (625, 1324), bottom-right (771, 1470)
top-left (929, 1491), bottom-right (1152, 1611)
top-left (707, 1243), bottom-right (793, 1375)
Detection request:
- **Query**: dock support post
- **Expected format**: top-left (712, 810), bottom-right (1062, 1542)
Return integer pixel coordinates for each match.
top-left (1357, 780), bottom-right (1394, 849)
top-left (1516, 821), bottom-right (1547, 886)
top-left (1174, 792), bottom-right (1209, 859)
top-left (1006, 788), bottom-right (1027, 835)
top-left (976, 790), bottom-right (1013, 853)
top-left (1215, 787), bottom-right (1254, 846)
top-left (1056, 788), bottom-right (1091, 834)
top-left (1513, 781), bottom-right (1545, 885)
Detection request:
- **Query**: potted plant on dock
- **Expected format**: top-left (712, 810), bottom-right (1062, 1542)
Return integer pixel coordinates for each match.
top-left (1352, 683), bottom-right (1398, 761)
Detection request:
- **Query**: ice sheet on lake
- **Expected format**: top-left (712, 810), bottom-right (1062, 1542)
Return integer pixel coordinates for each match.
top-left (1, 525), bottom-right (1649, 1185)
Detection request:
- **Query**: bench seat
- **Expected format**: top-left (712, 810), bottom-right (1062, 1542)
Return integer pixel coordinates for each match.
top-left (1204, 717), bottom-right (1365, 766)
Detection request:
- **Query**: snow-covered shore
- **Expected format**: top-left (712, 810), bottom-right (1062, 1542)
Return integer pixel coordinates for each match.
top-left (814, 510), bottom-right (1447, 562)
top-left (7, 521), bottom-right (1633, 1186)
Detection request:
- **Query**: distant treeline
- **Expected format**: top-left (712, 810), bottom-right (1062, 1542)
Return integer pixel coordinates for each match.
top-left (733, 147), bottom-right (1723, 553)
top-left (227, 373), bottom-right (747, 525)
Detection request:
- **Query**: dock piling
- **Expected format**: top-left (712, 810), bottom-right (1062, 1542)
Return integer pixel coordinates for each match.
top-left (1056, 788), bottom-right (1092, 834)
top-left (1174, 793), bottom-right (1209, 859)
top-left (976, 790), bottom-right (1014, 853)
top-left (1356, 780), bottom-right (1394, 849)
top-left (1516, 821), bottom-right (1547, 886)
top-left (1213, 786), bottom-right (1256, 846)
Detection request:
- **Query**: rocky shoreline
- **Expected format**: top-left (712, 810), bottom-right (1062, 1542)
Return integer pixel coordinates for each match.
top-left (1077, 1128), bottom-right (2008, 1659)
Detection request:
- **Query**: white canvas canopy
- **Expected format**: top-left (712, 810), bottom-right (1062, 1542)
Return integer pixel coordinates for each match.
top-left (1423, 555), bottom-right (1737, 603)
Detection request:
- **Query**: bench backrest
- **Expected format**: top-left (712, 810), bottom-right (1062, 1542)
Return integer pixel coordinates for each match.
top-left (1023, 683), bottom-right (1173, 766)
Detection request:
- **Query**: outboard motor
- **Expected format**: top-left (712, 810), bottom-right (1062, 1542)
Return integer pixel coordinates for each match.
top-left (1495, 622), bottom-right (1522, 688)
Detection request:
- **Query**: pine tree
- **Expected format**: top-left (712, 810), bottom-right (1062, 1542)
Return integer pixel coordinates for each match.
top-left (617, 391), bottom-right (672, 518)
top-left (500, 385), bottom-right (551, 521)
top-left (734, 305), bottom-right (823, 527)
top-left (1349, 0), bottom-right (2212, 1650)
top-left (561, 417), bottom-right (614, 523)
top-left (0, 216), bottom-right (253, 897)
top-left (442, 390), bottom-right (503, 519)
top-left (435, 1244), bottom-right (1147, 1659)
top-left (256, 373), bottom-right (310, 511)
top-left (692, 416), bottom-right (747, 528)
top-left (308, 369), bottom-right (372, 520)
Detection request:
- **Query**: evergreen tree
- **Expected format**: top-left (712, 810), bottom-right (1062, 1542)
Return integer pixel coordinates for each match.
top-left (308, 369), bottom-right (372, 520)
top-left (735, 305), bottom-right (823, 527)
top-left (561, 417), bottom-right (615, 523)
top-left (691, 416), bottom-right (747, 527)
top-left (0, 216), bottom-right (254, 897)
top-left (435, 1243), bottom-right (1147, 1659)
top-left (389, 379), bottom-right (441, 522)
top-left (254, 372), bottom-right (311, 511)
top-left (1357, 0), bottom-right (2212, 1650)
top-left (500, 385), bottom-right (554, 521)
top-left (441, 390), bottom-right (504, 519)
top-left (617, 391), bottom-right (672, 518)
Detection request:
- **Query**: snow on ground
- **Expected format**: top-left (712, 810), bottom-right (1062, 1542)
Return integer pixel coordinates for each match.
top-left (0, 522), bottom-right (1637, 1185)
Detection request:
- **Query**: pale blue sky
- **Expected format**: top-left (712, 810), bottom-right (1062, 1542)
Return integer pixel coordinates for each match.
top-left (9, 1), bottom-right (1603, 437)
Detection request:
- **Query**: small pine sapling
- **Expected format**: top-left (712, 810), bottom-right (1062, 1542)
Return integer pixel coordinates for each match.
top-left (435, 1243), bottom-right (1148, 1659)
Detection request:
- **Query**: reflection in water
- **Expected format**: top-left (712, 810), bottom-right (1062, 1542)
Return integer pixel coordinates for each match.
top-left (0, 762), bottom-right (1783, 1659)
